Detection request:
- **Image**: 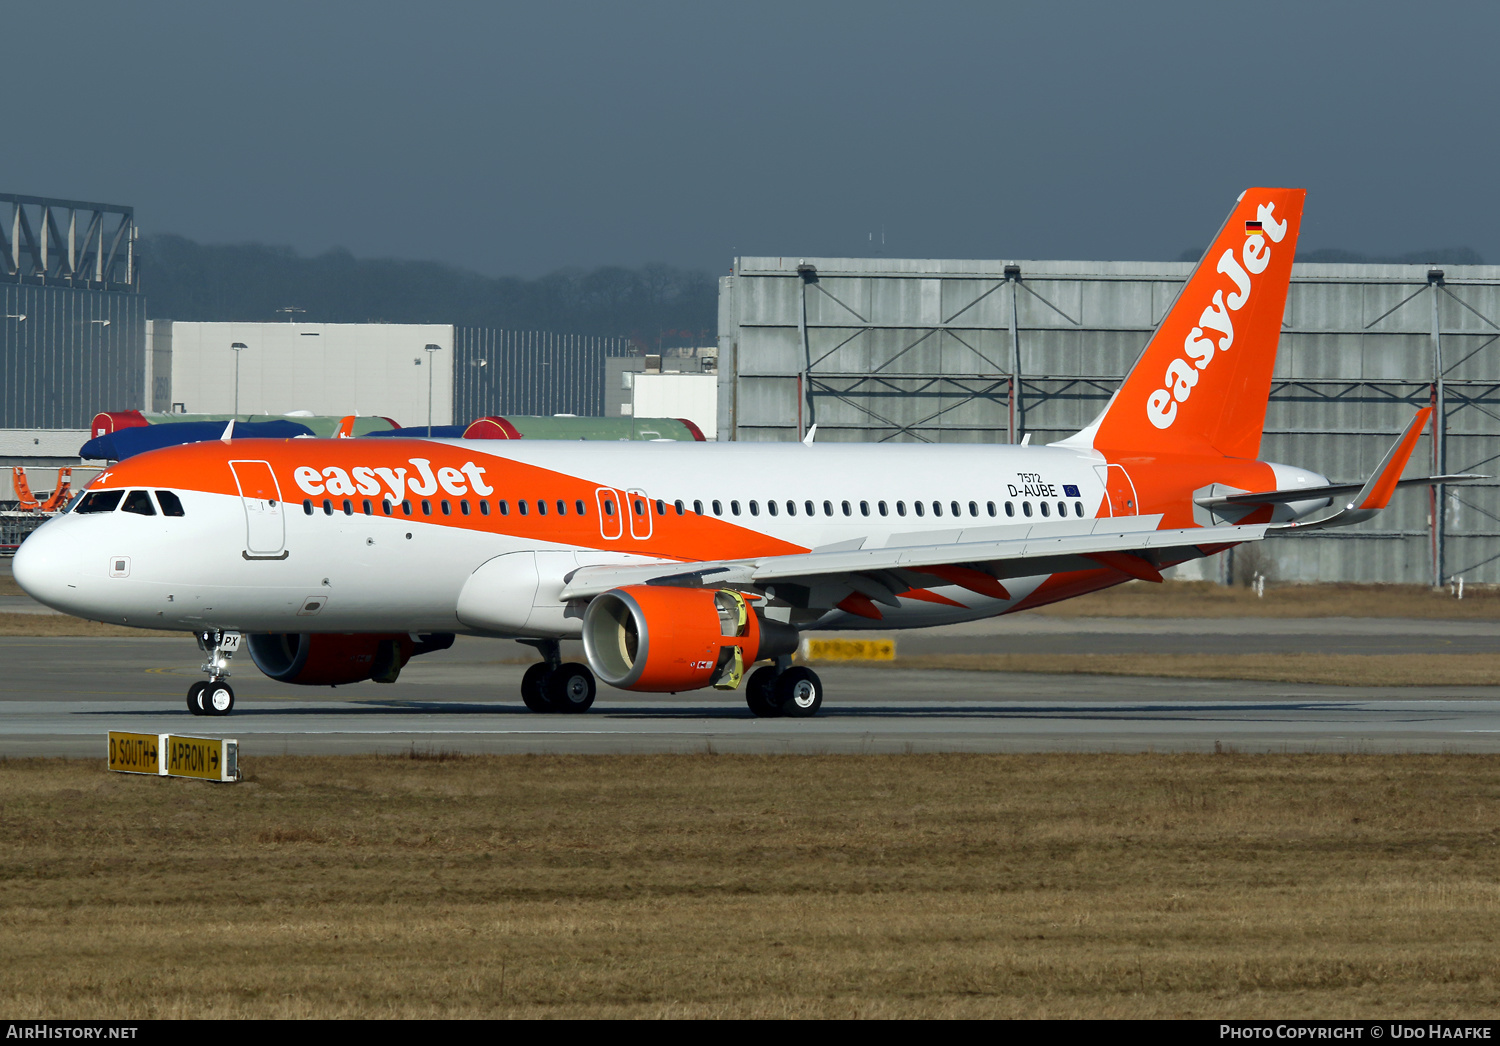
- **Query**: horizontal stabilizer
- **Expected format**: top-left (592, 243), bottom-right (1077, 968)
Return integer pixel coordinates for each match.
top-left (1273, 409), bottom-right (1447, 533)
top-left (1198, 473), bottom-right (1484, 509)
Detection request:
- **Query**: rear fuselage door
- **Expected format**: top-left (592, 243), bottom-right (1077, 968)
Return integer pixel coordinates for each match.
top-left (1094, 463), bottom-right (1140, 517)
top-left (230, 460), bottom-right (287, 558)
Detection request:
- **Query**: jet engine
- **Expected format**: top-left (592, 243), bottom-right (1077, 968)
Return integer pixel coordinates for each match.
top-left (245, 632), bottom-right (455, 686)
top-left (581, 586), bottom-right (795, 693)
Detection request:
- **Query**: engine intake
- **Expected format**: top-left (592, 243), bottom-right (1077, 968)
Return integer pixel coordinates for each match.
top-left (246, 632), bottom-right (454, 686)
top-left (582, 586), bottom-right (793, 693)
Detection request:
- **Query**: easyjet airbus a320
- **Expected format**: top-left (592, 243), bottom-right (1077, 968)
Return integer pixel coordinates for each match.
top-left (13, 189), bottom-right (1470, 718)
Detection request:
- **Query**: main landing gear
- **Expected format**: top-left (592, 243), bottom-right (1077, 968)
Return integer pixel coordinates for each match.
top-left (745, 658), bottom-right (823, 719)
top-left (518, 640), bottom-right (596, 713)
top-left (188, 629), bottom-right (240, 717)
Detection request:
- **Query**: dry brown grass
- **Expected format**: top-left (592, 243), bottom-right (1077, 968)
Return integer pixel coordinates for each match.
top-left (859, 653), bottom-right (1500, 687)
top-left (1036, 581), bottom-right (1500, 619)
top-left (2, 753), bottom-right (1499, 1018)
top-left (0, 612), bottom-right (169, 637)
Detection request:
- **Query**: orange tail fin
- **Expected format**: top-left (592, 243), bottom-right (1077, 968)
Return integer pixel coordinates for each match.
top-left (40, 468), bottom-right (73, 512)
top-left (11, 467), bottom-right (39, 511)
top-left (1078, 187), bottom-right (1305, 460)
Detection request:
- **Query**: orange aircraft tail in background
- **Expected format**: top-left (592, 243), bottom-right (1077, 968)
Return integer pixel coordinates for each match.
top-left (11, 467), bottom-right (40, 512)
top-left (1081, 188), bottom-right (1306, 460)
top-left (40, 468), bottom-right (73, 512)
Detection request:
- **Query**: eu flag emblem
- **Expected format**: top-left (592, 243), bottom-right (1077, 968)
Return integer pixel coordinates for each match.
top-left (1063, 484), bottom-right (1080, 497)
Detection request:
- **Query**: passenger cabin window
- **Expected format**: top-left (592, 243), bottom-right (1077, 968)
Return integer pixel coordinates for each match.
top-left (518, 500), bottom-right (528, 516)
top-left (842, 501), bottom-right (852, 516)
top-left (860, 501), bottom-right (870, 516)
top-left (479, 500), bottom-right (490, 516)
top-left (694, 500), bottom-right (704, 515)
top-left (323, 499), bottom-right (334, 516)
top-left (656, 499), bottom-right (666, 515)
top-left (633, 499), bottom-right (645, 516)
top-left (729, 500), bottom-right (739, 515)
top-left (558, 500), bottom-right (568, 515)
top-left (402, 500), bottom-right (413, 516)
top-left (782, 500), bottom-right (793, 516)
top-left (499, 500), bottom-right (511, 515)
top-left (459, 500), bottom-right (470, 516)
top-left (878, 501), bottom-right (888, 516)
top-left (303, 499), bottom-right (314, 515)
top-left (896, 501), bottom-right (906, 516)
top-left (155, 491), bottom-right (185, 517)
top-left (807, 500), bottom-right (817, 516)
top-left (1075, 501), bottom-right (1085, 516)
top-left (713, 500), bottom-right (723, 516)
top-left (674, 500), bottom-right (684, 515)
top-left (576, 500), bottom-right (587, 516)
top-left (597, 499), bottom-right (608, 517)
top-left (440, 500), bottom-right (451, 516)
top-left (364, 499), bottom-right (374, 515)
top-left (343, 499), bottom-right (354, 515)
top-left (748, 501), bottom-right (759, 516)
top-left (953, 501), bottom-right (963, 517)
top-left (767, 501), bottom-right (777, 516)
top-left (421, 500), bottom-right (432, 516)
top-left (1022, 502), bottom-right (1033, 517)
top-left (914, 502), bottom-right (925, 517)
top-left (987, 501), bottom-right (996, 517)
top-left (122, 490), bottom-right (156, 516)
top-left (1005, 502), bottom-right (1015, 517)
top-left (931, 501), bottom-right (941, 517)
top-left (1057, 501), bottom-right (1067, 517)
top-left (1039, 501), bottom-right (1050, 517)
top-left (382, 499), bottom-right (394, 516)
top-left (536, 500), bottom-right (546, 516)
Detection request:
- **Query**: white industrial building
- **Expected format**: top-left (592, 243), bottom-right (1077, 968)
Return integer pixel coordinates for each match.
top-left (152, 322), bottom-right (456, 428)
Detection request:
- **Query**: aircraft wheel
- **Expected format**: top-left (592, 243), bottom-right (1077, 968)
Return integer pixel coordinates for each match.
top-left (775, 667), bottom-right (823, 718)
top-left (186, 681), bottom-right (208, 716)
top-left (521, 662), bottom-right (554, 713)
top-left (549, 662), bottom-right (596, 713)
top-left (204, 682), bottom-right (235, 716)
top-left (745, 666), bottom-right (781, 718)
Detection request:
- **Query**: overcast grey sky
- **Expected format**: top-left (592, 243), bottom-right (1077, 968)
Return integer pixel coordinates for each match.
top-left (7, 1), bottom-right (1496, 275)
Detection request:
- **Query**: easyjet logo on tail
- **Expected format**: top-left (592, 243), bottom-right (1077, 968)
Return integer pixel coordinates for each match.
top-left (1146, 202), bottom-right (1288, 430)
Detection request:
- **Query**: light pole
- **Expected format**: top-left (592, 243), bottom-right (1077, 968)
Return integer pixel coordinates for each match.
top-left (424, 343), bottom-right (441, 436)
top-left (231, 342), bottom-right (247, 417)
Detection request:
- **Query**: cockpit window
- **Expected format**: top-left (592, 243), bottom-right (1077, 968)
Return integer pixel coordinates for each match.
top-left (121, 490), bottom-right (156, 516)
top-left (155, 491), bottom-right (185, 516)
top-left (74, 490), bottom-right (123, 514)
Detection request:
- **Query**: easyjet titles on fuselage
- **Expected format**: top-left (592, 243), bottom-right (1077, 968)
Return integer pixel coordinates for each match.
top-left (1145, 200), bottom-right (1289, 430)
top-left (293, 457), bottom-right (495, 502)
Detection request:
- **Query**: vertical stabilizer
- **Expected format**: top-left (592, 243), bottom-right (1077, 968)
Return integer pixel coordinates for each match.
top-left (1080, 188), bottom-right (1305, 459)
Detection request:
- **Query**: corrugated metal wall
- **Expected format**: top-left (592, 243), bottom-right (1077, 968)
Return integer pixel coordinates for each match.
top-left (0, 283), bottom-right (147, 428)
top-left (718, 258), bottom-right (1500, 584)
top-left (452, 328), bottom-right (633, 420)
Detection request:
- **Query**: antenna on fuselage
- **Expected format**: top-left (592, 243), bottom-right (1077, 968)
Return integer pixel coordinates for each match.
top-left (220, 419), bottom-right (235, 444)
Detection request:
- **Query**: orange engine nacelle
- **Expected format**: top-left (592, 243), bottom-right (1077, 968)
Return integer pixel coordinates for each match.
top-left (583, 586), bottom-right (789, 693)
top-left (245, 632), bottom-right (454, 686)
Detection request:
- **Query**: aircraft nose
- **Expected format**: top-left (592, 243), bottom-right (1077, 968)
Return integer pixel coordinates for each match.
top-left (12, 521), bottom-right (78, 610)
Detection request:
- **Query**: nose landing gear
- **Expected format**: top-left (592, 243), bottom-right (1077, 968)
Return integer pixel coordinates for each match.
top-left (188, 630), bottom-right (240, 716)
top-left (518, 639), bottom-right (596, 713)
top-left (744, 658), bottom-right (823, 718)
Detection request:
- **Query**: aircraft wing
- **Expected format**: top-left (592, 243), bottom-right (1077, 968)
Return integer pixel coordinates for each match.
top-left (558, 515), bottom-right (1268, 606)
